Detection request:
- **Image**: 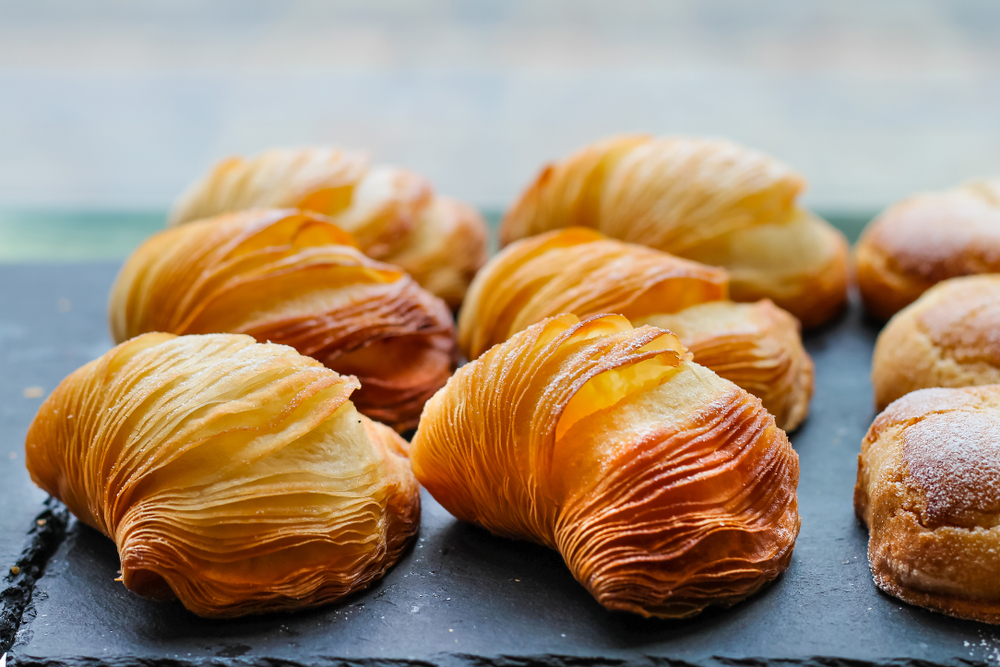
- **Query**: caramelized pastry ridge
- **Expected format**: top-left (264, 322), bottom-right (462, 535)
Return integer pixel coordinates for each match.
top-left (411, 314), bottom-right (800, 618)
top-left (458, 229), bottom-right (813, 431)
top-left (25, 333), bottom-right (420, 618)
top-left (855, 386), bottom-right (1000, 624)
top-left (109, 209), bottom-right (457, 432)
top-left (168, 148), bottom-right (488, 309)
top-left (500, 135), bottom-right (848, 327)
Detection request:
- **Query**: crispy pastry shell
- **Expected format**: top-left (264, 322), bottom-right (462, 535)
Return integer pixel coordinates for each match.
top-left (855, 386), bottom-right (1000, 624)
top-left (411, 314), bottom-right (800, 618)
top-left (458, 229), bottom-right (813, 431)
top-left (168, 148), bottom-right (488, 309)
top-left (25, 333), bottom-right (419, 618)
top-left (872, 275), bottom-right (1000, 411)
top-left (109, 209), bottom-right (457, 432)
top-left (500, 135), bottom-right (848, 327)
top-left (855, 180), bottom-right (1000, 321)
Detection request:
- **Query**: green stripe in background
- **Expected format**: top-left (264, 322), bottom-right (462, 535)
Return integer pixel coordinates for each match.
top-left (0, 209), bottom-right (874, 263)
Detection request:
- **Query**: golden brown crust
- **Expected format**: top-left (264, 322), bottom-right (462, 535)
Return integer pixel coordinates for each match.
top-left (458, 228), bottom-right (812, 431)
top-left (855, 386), bottom-right (1000, 624)
top-left (412, 313), bottom-right (800, 618)
top-left (871, 275), bottom-right (1000, 411)
top-left (500, 135), bottom-right (848, 326)
top-left (639, 300), bottom-right (813, 432)
top-left (110, 209), bottom-right (457, 432)
top-left (25, 333), bottom-right (420, 618)
top-left (169, 148), bottom-right (488, 309)
top-left (855, 179), bottom-right (1000, 321)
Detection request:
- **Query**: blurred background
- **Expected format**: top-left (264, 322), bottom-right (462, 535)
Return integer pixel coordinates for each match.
top-left (1, 0), bottom-right (998, 260)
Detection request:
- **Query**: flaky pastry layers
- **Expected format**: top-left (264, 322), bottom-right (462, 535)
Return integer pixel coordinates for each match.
top-left (168, 147), bottom-right (488, 309)
top-left (855, 386), bottom-right (1000, 624)
top-left (109, 209), bottom-right (457, 432)
top-left (500, 135), bottom-right (848, 328)
top-left (458, 229), bottom-right (813, 431)
top-left (872, 275), bottom-right (1000, 411)
top-left (412, 314), bottom-right (800, 618)
top-left (856, 179), bottom-right (1000, 321)
top-left (25, 333), bottom-right (419, 618)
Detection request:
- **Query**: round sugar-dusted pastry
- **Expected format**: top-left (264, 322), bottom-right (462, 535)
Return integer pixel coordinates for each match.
top-left (500, 135), bottom-right (848, 327)
top-left (412, 313), bottom-right (800, 618)
top-left (169, 147), bottom-right (488, 309)
top-left (26, 333), bottom-right (420, 618)
top-left (855, 179), bottom-right (1000, 321)
top-left (871, 275), bottom-right (1000, 411)
top-left (109, 209), bottom-right (457, 432)
top-left (855, 386), bottom-right (1000, 624)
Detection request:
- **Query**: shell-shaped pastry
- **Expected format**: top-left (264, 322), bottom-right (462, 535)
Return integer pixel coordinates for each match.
top-left (637, 301), bottom-right (813, 433)
top-left (411, 313), bottom-right (800, 618)
top-left (855, 386), bottom-right (1000, 623)
top-left (855, 179), bottom-right (1000, 321)
top-left (25, 333), bottom-right (420, 618)
top-left (458, 229), bottom-right (813, 431)
top-left (168, 148), bottom-right (488, 309)
top-left (871, 275), bottom-right (1000, 411)
top-left (500, 135), bottom-right (848, 328)
top-left (109, 209), bottom-right (457, 432)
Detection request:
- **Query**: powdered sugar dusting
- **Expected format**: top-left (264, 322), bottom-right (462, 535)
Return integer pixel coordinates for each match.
top-left (903, 410), bottom-right (1000, 524)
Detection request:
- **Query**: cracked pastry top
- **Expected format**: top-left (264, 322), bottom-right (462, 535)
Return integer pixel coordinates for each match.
top-left (855, 385), bottom-right (1000, 624)
top-left (499, 135), bottom-right (849, 328)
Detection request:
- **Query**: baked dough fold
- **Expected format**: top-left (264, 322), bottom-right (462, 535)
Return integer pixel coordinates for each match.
top-left (110, 209), bottom-right (457, 432)
top-left (168, 148), bottom-right (488, 309)
top-left (26, 333), bottom-right (419, 618)
top-left (458, 229), bottom-right (813, 431)
top-left (412, 313), bottom-right (800, 618)
top-left (500, 135), bottom-right (848, 327)
top-left (855, 386), bottom-right (1000, 624)
top-left (855, 179), bottom-right (1000, 321)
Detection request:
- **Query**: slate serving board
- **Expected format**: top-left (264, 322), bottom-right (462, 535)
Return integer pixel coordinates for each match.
top-left (4, 263), bottom-right (1000, 667)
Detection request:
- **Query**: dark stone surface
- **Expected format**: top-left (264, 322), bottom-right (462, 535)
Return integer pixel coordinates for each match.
top-left (5, 264), bottom-right (1000, 666)
top-left (0, 263), bottom-right (118, 651)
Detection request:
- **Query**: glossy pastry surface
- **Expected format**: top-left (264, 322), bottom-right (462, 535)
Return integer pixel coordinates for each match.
top-left (871, 275), bottom-right (1000, 411)
top-left (110, 209), bottom-right (457, 432)
top-left (855, 385), bottom-right (1000, 624)
top-left (25, 333), bottom-right (420, 618)
top-left (855, 179), bottom-right (1000, 321)
top-left (412, 313), bottom-right (800, 618)
top-left (459, 229), bottom-right (813, 431)
top-left (500, 135), bottom-right (848, 327)
top-left (168, 147), bottom-right (488, 309)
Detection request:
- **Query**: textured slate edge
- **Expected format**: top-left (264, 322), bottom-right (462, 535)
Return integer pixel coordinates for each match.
top-left (4, 654), bottom-right (987, 667)
top-left (0, 499), bottom-right (69, 653)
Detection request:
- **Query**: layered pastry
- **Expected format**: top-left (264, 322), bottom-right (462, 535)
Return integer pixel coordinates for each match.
top-left (855, 385), bottom-right (1000, 624)
top-left (168, 147), bottom-right (489, 309)
top-left (856, 179), bottom-right (1000, 321)
top-left (459, 229), bottom-right (813, 431)
top-left (25, 333), bottom-right (420, 618)
top-left (109, 209), bottom-right (457, 432)
top-left (500, 135), bottom-right (849, 328)
top-left (411, 313), bottom-right (801, 618)
top-left (871, 275), bottom-right (1000, 411)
